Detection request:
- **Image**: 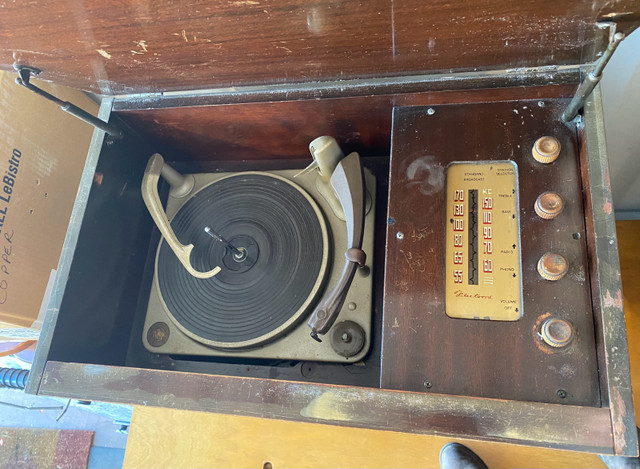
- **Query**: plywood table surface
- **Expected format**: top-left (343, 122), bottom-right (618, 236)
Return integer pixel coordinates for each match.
top-left (124, 220), bottom-right (640, 468)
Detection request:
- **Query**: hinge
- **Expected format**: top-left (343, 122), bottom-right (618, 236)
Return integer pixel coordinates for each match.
top-left (14, 66), bottom-right (124, 139)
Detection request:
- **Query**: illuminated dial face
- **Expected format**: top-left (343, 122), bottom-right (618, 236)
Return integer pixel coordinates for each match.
top-left (445, 161), bottom-right (523, 321)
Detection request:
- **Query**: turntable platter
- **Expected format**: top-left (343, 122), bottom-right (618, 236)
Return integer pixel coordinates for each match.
top-left (156, 172), bottom-right (329, 349)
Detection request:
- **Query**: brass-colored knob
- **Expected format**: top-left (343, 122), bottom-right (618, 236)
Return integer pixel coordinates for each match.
top-left (532, 136), bottom-right (561, 164)
top-left (541, 317), bottom-right (574, 348)
top-left (535, 192), bottom-right (564, 219)
top-left (537, 252), bottom-right (568, 281)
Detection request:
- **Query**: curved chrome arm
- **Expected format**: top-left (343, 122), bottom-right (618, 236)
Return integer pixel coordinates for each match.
top-left (141, 153), bottom-right (221, 279)
top-left (308, 151), bottom-right (366, 341)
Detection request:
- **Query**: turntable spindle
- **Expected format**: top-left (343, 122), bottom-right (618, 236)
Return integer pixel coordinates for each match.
top-left (204, 226), bottom-right (246, 261)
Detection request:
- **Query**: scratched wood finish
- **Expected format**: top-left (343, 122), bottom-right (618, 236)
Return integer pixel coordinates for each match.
top-left (381, 100), bottom-right (600, 405)
top-left (1, 0), bottom-right (636, 94)
top-left (38, 361), bottom-right (615, 454)
top-left (118, 85), bottom-right (576, 161)
top-left (578, 91), bottom-right (637, 455)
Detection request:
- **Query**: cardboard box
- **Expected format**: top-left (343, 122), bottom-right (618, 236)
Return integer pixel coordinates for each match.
top-left (0, 70), bottom-right (98, 339)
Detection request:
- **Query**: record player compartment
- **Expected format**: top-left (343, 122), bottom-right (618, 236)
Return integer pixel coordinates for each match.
top-left (43, 95), bottom-right (395, 388)
top-left (43, 84), bottom-right (585, 389)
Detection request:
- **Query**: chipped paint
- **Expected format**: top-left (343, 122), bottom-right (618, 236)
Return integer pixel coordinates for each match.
top-left (611, 387), bottom-right (628, 453)
top-left (134, 40), bottom-right (148, 52)
top-left (300, 391), bottom-right (351, 421)
top-left (548, 363), bottom-right (577, 379)
top-left (96, 49), bottom-right (111, 59)
top-left (603, 199), bottom-right (613, 214)
top-left (405, 155), bottom-right (444, 196)
top-left (603, 289), bottom-right (623, 311)
top-left (82, 365), bottom-right (108, 376)
top-left (93, 173), bottom-right (104, 187)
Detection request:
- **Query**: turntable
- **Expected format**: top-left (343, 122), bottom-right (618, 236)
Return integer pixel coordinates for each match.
top-left (12, 0), bottom-right (640, 456)
top-left (140, 136), bottom-right (376, 362)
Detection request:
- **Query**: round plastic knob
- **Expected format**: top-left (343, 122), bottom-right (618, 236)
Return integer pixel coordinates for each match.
top-left (534, 192), bottom-right (564, 219)
top-left (532, 136), bottom-right (561, 164)
top-left (537, 252), bottom-right (568, 281)
top-left (541, 317), bottom-right (574, 348)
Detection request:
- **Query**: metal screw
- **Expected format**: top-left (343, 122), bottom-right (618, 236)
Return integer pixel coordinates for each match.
top-left (557, 389), bottom-right (567, 399)
top-left (538, 100), bottom-right (546, 108)
top-left (396, 231), bottom-right (404, 240)
top-left (427, 108), bottom-right (435, 115)
top-left (348, 302), bottom-right (357, 311)
top-left (423, 381), bottom-right (432, 389)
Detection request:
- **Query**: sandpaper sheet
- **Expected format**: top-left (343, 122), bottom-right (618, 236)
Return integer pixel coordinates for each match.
top-left (0, 428), bottom-right (93, 469)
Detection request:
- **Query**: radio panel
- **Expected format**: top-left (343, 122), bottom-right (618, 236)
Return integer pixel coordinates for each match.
top-left (382, 99), bottom-right (599, 405)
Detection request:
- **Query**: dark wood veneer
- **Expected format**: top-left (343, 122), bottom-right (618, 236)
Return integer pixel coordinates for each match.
top-left (381, 99), bottom-right (600, 406)
top-left (2, 0), bottom-right (636, 93)
top-left (117, 84), bottom-right (576, 161)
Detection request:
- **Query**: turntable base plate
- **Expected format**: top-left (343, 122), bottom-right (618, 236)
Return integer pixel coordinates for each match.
top-left (157, 172), bottom-right (329, 349)
top-left (144, 168), bottom-right (376, 362)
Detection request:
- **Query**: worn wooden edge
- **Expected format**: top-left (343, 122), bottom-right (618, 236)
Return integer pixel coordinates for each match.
top-left (39, 361), bottom-right (615, 454)
top-left (23, 74), bottom-right (631, 456)
top-left (580, 86), bottom-right (639, 457)
top-left (112, 66), bottom-right (581, 111)
top-left (24, 99), bottom-right (111, 394)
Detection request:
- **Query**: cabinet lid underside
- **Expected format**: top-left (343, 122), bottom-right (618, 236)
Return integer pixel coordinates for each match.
top-left (0, 0), bottom-right (638, 95)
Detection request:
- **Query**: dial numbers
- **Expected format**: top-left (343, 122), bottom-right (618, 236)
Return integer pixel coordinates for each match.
top-left (445, 161), bottom-right (523, 321)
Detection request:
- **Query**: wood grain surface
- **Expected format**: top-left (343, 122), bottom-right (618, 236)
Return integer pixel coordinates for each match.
top-left (119, 85), bottom-right (575, 162)
top-left (1, 0), bottom-right (636, 94)
top-left (381, 99), bottom-right (599, 404)
top-left (124, 406), bottom-right (608, 469)
top-left (617, 220), bottom-right (640, 419)
top-left (122, 219), bottom-right (639, 468)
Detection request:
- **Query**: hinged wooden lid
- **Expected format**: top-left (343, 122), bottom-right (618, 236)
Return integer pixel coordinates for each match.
top-left (1, 0), bottom-right (638, 95)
